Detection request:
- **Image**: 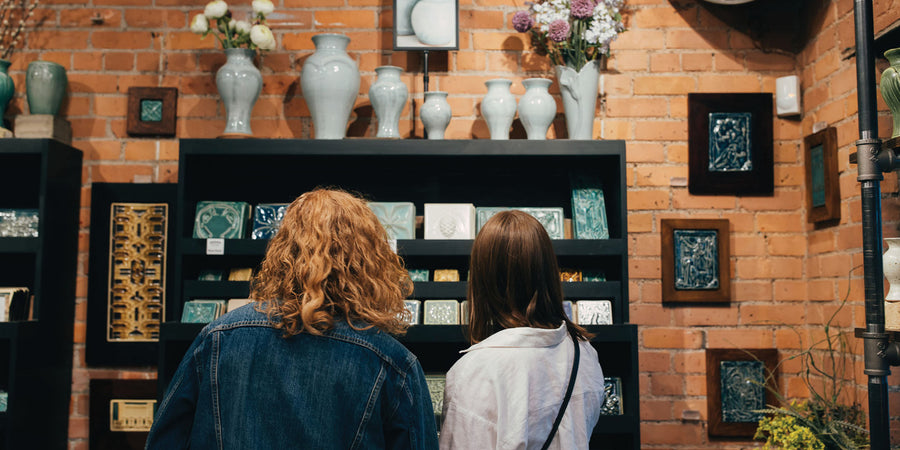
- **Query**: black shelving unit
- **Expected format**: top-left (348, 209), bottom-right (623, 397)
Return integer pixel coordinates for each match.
top-left (159, 139), bottom-right (639, 448)
top-left (0, 139), bottom-right (81, 449)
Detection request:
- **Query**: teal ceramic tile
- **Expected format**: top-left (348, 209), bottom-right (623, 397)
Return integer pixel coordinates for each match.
top-left (708, 112), bottom-right (753, 172)
top-left (423, 300), bottom-right (459, 324)
top-left (475, 207), bottom-right (510, 233)
top-left (0, 209), bottom-right (39, 237)
top-left (252, 203), bottom-right (289, 240)
top-left (575, 300), bottom-right (612, 325)
top-left (409, 269), bottom-right (430, 282)
top-left (368, 202), bottom-right (416, 240)
top-left (198, 269), bottom-right (224, 281)
top-left (181, 300), bottom-right (225, 323)
top-left (193, 201), bottom-right (251, 239)
top-left (571, 176), bottom-right (609, 239)
top-left (720, 360), bottom-right (766, 423)
top-left (583, 271), bottom-right (606, 282)
top-left (673, 229), bottom-right (719, 290)
top-left (140, 99), bottom-right (164, 122)
top-left (599, 377), bottom-right (623, 415)
top-left (0, 391), bottom-right (7, 412)
top-left (475, 206), bottom-right (564, 239)
top-left (810, 144), bottom-right (825, 207)
top-left (403, 300), bottom-right (421, 325)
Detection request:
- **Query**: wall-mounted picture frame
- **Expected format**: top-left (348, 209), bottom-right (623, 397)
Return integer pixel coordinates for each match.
top-left (126, 87), bottom-right (178, 137)
top-left (688, 93), bottom-right (773, 196)
top-left (393, 0), bottom-right (459, 51)
top-left (804, 126), bottom-right (840, 224)
top-left (706, 348), bottom-right (778, 438)
top-left (661, 218), bottom-right (730, 303)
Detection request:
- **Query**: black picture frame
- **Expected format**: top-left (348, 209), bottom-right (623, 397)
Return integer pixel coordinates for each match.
top-left (126, 87), bottom-right (178, 137)
top-left (89, 379), bottom-right (157, 450)
top-left (804, 126), bottom-right (840, 224)
top-left (706, 348), bottom-right (778, 438)
top-left (661, 218), bottom-right (731, 304)
top-left (688, 93), bottom-right (773, 196)
top-left (86, 183), bottom-right (177, 367)
top-left (393, 0), bottom-right (459, 51)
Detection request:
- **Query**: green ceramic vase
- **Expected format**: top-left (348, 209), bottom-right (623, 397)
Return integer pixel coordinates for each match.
top-left (882, 48), bottom-right (900, 138)
top-left (26, 61), bottom-right (67, 115)
top-left (0, 60), bottom-right (15, 127)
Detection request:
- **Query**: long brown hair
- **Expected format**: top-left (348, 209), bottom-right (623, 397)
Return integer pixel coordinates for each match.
top-left (466, 210), bottom-right (592, 343)
top-left (251, 188), bottom-right (412, 336)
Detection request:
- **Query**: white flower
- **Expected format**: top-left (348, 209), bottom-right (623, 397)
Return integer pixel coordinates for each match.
top-left (252, 0), bottom-right (275, 17)
top-left (233, 20), bottom-right (251, 35)
top-left (204, 0), bottom-right (229, 19)
top-left (250, 24), bottom-right (275, 50)
top-left (190, 14), bottom-right (209, 34)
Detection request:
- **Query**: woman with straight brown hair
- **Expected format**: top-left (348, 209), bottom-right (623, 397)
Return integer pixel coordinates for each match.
top-left (147, 188), bottom-right (438, 450)
top-left (439, 210), bottom-right (605, 449)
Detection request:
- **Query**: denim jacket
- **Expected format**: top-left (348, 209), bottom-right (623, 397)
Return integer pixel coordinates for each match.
top-left (146, 304), bottom-right (439, 450)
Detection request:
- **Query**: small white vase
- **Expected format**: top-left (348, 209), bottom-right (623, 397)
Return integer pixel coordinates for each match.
top-left (518, 78), bottom-right (555, 140)
top-left (885, 237), bottom-right (900, 331)
top-left (369, 66), bottom-right (408, 138)
top-left (555, 59), bottom-right (600, 140)
top-left (481, 79), bottom-right (516, 140)
top-left (301, 33), bottom-right (360, 139)
top-left (420, 91), bottom-right (451, 140)
top-left (410, 0), bottom-right (454, 46)
top-left (217, 48), bottom-right (262, 136)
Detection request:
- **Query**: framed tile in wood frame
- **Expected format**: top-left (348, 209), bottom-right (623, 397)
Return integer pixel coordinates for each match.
top-left (804, 126), bottom-right (840, 224)
top-left (688, 93), bottom-right (774, 196)
top-left (661, 218), bottom-right (730, 303)
top-left (126, 87), bottom-right (177, 137)
top-left (706, 348), bottom-right (778, 438)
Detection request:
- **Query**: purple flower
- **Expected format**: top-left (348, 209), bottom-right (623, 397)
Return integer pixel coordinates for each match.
top-left (512, 11), bottom-right (534, 32)
top-left (548, 19), bottom-right (570, 42)
top-left (570, 0), bottom-right (595, 19)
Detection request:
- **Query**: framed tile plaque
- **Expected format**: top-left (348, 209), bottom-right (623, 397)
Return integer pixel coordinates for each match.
top-left (706, 348), bottom-right (778, 437)
top-left (661, 219), bottom-right (730, 303)
top-left (804, 126), bottom-right (840, 224)
top-left (688, 93), bottom-right (773, 196)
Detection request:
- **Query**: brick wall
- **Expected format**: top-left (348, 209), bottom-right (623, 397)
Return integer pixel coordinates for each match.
top-left (11, 0), bottom-right (897, 448)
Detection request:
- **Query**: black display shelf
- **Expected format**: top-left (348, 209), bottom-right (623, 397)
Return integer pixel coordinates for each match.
top-left (183, 280), bottom-right (251, 299)
top-left (0, 238), bottom-right (39, 254)
top-left (411, 282), bottom-right (467, 298)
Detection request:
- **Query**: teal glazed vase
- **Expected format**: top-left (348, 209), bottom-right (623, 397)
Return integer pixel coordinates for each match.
top-left (26, 61), bottom-right (67, 115)
top-left (0, 60), bottom-right (14, 126)
top-left (882, 48), bottom-right (900, 138)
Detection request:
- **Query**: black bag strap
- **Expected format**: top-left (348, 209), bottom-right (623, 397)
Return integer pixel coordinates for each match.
top-left (541, 331), bottom-right (580, 450)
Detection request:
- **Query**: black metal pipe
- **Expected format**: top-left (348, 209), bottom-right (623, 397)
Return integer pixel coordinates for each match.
top-left (853, 0), bottom-right (890, 448)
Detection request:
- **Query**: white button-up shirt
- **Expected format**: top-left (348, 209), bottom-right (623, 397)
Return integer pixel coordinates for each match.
top-left (439, 324), bottom-right (605, 449)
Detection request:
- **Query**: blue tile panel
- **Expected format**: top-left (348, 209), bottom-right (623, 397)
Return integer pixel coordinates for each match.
top-left (810, 144), bottom-right (826, 207)
top-left (572, 186), bottom-right (609, 239)
top-left (720, 360), bottom-right (766, 423)
top-left (251, 203), bottom-right (289, 240)
top-left (673, 229), bottom-right (719, 290)
top-left (368, 202), bottom-right (416, 240)
top-left (708, 112), bottom-right (753, 172)
top-left (192, 201), bottom-right (251, 239)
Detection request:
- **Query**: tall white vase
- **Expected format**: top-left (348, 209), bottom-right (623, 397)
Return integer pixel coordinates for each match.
top-left (410, 0), bottom-right (454, 46)
top-left (369, 66), bottom-right (408, 138)
top-left (481, 79), bottom-right (516, 140)
top-left (217, 48), bottom-right (262, 136)
top-left (301, 33), bottom-right (360, 139)
top-left (518, 78), bottom-right (555, 140)
top-left (885, 238), bottom-right (900, 331)
top-left (555, 59), bottom-right (600, 140)
top-left (420, 91), bottom-right (451, 140)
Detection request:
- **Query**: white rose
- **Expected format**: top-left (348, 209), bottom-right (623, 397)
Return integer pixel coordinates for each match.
top-left (252, 0), bottom-right (275, 17)
top-left (233, 20), bottom-right (251, 35)
top-left (250, 24), bottom-right (276, 50)
top-left (190, 14), bottom-right (209, 34)
top-left (204, 0), bottom-right (228, 19)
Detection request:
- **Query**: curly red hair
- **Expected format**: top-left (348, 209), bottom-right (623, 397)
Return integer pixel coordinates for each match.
top-left (251, 189), bottom-right (412, 336)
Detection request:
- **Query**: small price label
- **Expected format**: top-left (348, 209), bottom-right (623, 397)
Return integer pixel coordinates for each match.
top-left (206, 238), bottom-right (225, 255)
top-left (389, 239), bottom-right (397, 253)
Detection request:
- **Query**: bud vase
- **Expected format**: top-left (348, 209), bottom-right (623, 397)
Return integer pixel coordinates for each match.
top-left (881, 48), bottom-right (900, 138)
top-left (481, 79), bottom-right (516, 140)
top-left (26, 61), bottom-right (67, 115)
top-left (216, 48), bottom-right (262, 137)
top-left (555, 59), bottom-right (600, 140)
top-left (301, 33), bottom-right (360, 139)
top-left (518, 78), bottom-right (555, 140)
top-left (420, 91), bottom-right (451, 140)
top-left (369, 66), bottom-right (408, 138)
top-left (0, 60), bottom-right (14, 129)
top-left (885, 237), bottom-right (900, 331)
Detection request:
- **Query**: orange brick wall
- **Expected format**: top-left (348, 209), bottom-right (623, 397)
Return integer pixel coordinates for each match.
top-left (10, 0), bottom-right (896, 448)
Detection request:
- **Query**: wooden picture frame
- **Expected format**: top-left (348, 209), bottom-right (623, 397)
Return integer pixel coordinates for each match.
top-left (804, 126), bottom-right (840, 224)
top-left (126, 87), bottom-right (177, 137)
top-left (688, 93), bottom-right (774, 196)
top-left (706, 348), bottom-right (778, 438)
top-left (393, 0), bottom-right (459, 51)
top-left (661, 219), bottom-right (730, 303)
top-left (89, 379), bottom-right (157, 450)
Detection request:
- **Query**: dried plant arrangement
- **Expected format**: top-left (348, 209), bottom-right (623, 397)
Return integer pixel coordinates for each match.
top-left (0, 0), bottom-right (37, 60)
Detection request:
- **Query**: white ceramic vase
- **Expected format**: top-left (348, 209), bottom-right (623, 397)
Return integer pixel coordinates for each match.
top-left (420, 91), bottom-right (451, 140)
top-left (481, 79), bottom-right (516, 140)
top-left (885, 237), bottom-right (900, 331)
top-left (369, 66), bottom-right (408, 138)
top-left (555, 59), bottom-right (600, 140)
top-left (518, 78), bottom-right (555, 140)
top-left (410, 0), bottom-right (454, 46)
top-left (301, 33), bottom-right (360, 139)
top-left (217, 48), bottom-right (262, 136)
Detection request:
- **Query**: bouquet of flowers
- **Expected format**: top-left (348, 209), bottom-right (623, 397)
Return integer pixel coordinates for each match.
top-left (190, 0), bottom-right (276, 51)
top-left (513, 0), bottom-right (625, 71)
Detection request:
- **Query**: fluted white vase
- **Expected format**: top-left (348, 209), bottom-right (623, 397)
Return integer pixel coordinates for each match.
top-left (369, 66), bottom-right (408, 138)
top-left (518, 78), bottom-right (555, 140)
top-left (420, 91), bottom-right (451, 140)
top-left (885, 237), bottom-right (900, 331)
top-left (301, 33), bottom-right (360, 139)
top-left (555, 59), bottom-right (600, 140)
top-left (481, 79), bottom-right (516, 140)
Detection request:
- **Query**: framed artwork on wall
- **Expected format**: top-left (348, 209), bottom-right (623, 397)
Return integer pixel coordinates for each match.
top-left (804, 126), bottom-right (840, 224)
top-left (661, 218), bottom-right (730, 303)
top-left (89, 379), bottom-right (157, 450)
top-left (688, 93), bottom-right (774, 196)
top-left (706, 348), bottom-right (778, 438)
top-left (393, 0), bottom-right (459, 51)
top-left (126, 87), bottom-right (178, 137)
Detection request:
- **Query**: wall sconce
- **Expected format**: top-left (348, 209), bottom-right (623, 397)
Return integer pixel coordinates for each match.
top-left (776, 75), bottom-right (801, 117)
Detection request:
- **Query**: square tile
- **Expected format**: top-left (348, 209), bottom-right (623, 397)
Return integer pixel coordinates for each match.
top-left (575, 300), bottom-right (612, 325)
top-left (673, 229), bottom-right (719, 290)
top-left (423, 300), bottom-right (459, 325)
top-left (369, 202), bottom-right (416, 240)
top-left (251, 203), bottom-right (289, 240)
top-left (192, 201), bottom-right (251, 239)
top-left (424, 204), bottom-right (475, 239)
top-left (708, 112), bottom-right (753, 172)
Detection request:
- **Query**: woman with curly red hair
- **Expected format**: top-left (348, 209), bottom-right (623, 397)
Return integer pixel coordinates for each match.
top-left (147, 189), bottom-right (438, 449)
